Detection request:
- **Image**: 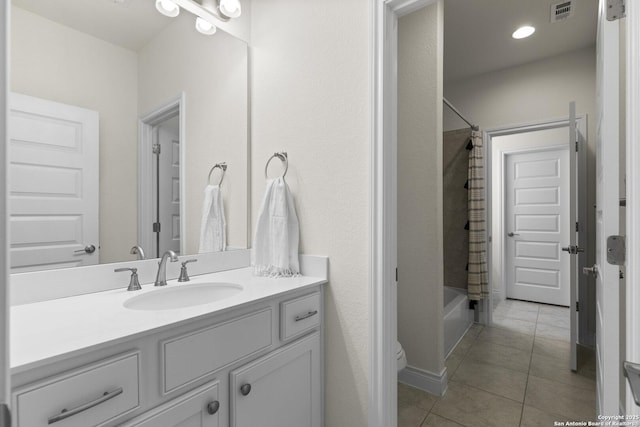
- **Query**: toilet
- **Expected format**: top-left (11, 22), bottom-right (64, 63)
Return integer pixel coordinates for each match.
top-left (396, 341), bottom-right (407, 372)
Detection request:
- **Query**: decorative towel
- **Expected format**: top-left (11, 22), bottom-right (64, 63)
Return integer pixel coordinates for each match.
top-left (252, 177), bottom-right (300, 277)
top-left (198, 184), bottom-right (226, 253)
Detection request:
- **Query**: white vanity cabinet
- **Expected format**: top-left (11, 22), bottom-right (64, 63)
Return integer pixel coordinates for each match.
top-left (11, 286), bottom-right (324, 427)
top-left (230, 332), bottom-right (321, 427)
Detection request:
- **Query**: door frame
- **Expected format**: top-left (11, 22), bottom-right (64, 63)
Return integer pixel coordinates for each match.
top-left (138, 93), bottom-right (186, 257)
top-left (626, 0), bottom-right (640, 416)
top-left (370, 0), bottom-right (435, 426)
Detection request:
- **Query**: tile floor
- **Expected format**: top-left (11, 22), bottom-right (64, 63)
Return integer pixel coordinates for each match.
top-left (398, 298), bottom-right (597, 427)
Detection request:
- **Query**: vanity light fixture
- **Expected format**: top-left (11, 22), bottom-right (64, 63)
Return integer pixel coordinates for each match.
top-left (155, 0), bottom-right (180, 17)
top-left (155, 0), bottom-right (242, 36)
top-left (512, 25), bottom-right (536, 39)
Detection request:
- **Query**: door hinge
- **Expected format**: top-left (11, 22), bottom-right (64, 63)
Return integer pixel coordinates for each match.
top-left (607, 0), bottom-right (626, 20)
top-left (576, 222), bottom-right (579, 232)
top-left (607, 235), bottom-right (625, 265)
top-left (396, 268), bottom-right (398, 282)
top-left (575, 140), bottom-right (579, 152)
top-left (153, 144), bottom-right (161, 155)
top-left (576, 301), bottom-right (579, 312)
top-left (153, 222), bottom-right (161, 233)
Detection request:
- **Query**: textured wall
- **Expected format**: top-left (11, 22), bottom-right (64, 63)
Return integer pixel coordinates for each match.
top-left (250, 0), bottom-right (371, 425)
top-left (397, 2), bottom-right (445, 376)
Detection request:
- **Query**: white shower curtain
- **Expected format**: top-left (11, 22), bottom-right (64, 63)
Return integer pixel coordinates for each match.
top-left (467, 130), bottom-right (489, 301)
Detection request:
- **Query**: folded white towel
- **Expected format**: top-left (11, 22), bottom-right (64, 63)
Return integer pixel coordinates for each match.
top-left (199, 184), bottom-right (226, 253)
top-left (252, 177), bottom-right (300, 277)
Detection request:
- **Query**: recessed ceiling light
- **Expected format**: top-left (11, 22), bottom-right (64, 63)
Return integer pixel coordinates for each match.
top-left (512, 26), bottom-right (536, 39)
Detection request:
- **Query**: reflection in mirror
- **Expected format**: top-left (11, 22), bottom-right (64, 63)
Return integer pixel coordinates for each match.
top-left (9, 0), bottom-right (249, 272)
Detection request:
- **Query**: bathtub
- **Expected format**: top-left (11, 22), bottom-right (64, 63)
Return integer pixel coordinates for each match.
top-left (444, 286), bottom-right (474, 357)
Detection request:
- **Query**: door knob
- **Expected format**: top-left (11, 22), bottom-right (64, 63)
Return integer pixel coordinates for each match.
top-left (507, 232), bottom-right (520, 237)
top-left (583, 264), bottom-right (599, 278)
top-left (74, 244), bottom-right (96, 254)
top-left (240, 383), bottom-right (252, 396)
top-left (207, 401), bottom-right (220, 415)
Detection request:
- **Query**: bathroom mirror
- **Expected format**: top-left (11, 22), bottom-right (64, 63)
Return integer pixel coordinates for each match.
top-left (9, 0), bottom-right (249, 272)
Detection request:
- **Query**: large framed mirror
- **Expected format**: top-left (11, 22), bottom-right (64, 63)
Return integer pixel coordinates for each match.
top-left (9, 0), bottom-right (249, 272)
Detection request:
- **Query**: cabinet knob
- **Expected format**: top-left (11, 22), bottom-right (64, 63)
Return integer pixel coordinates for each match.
top-left (207, 400), bottom-right (220, 415)
top-left (240, 383), bottom-right (252, 396)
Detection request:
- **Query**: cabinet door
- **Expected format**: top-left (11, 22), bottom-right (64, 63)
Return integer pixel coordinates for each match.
top-left (230, 332), bottom-right (321, 427)
top-left (121, 382), bottom-right (220, 427)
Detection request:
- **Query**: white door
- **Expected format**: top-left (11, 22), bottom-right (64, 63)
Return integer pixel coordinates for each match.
top-left (152, 122), bottom-right (180, 257)
top-left (505, 147), bottom-right (570, 306)
top-left (594, 0), bottom-right (620, 414)
top-left (9, 93), bottom-right (99, 272)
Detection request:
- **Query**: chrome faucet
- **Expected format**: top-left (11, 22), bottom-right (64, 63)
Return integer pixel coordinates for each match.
top-left (130, 245), bottom-right (146, 260)
top-left (155, 250), bottom-right (178, 287)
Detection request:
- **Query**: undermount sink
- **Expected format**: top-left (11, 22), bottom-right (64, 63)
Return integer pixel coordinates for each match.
top-left (123, 282), bottom-right (243, 311)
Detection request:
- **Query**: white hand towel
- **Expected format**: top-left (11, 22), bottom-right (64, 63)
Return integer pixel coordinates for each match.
top-left (252, 177), bottom-right (300, 277)
top-left (199, 184), bottom-right (226, 253)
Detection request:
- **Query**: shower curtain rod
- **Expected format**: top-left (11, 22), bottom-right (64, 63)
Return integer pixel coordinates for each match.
top-left (443, 97), bottom-right (479, 131)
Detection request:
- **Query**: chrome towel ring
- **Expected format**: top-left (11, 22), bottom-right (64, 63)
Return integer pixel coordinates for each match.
top-left (264, 152), bottom-right (288, 179)
top-left (207, 162), bottom-right (227, 186)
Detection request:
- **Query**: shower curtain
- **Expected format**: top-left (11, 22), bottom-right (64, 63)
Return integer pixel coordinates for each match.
top-left (467, 130), bottom-right (489, 301)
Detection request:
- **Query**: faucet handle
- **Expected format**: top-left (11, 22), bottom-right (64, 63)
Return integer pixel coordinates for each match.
top-left (115, 267), bottom-right (142, 291)
top-left (178, 259), bottom-right (198, 282)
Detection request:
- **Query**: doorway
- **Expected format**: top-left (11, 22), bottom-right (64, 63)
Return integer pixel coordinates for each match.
top-left (138, 94), bottom-right (186, 258)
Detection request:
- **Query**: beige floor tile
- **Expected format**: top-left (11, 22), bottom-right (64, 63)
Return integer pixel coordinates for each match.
top-left (500, 299), bottom-right (540, 312)
top-left (467, 323), bottom-right (484, 338)
top-left (451, 359), bottom-right (528, 402)
top-left (533, 336), bottom-right (571, 361)
top-left (398, 383), bottom-right (440, 412)
top-left (421, 413), bottom-right (464, 426)
top-left (493, 306), bottom-right (539, 323)
top-left (525, 375), bottom-right (597, 421)
top-left (537, 311), bottom-right (570, 329)
top-left (535, 322), bottom-right (570, 342)
top-left (479, 326), bottom-right (535, 352)
top-left (529, 353), bottom-right (596, 391)
top-left (539, 304), bottom-right (570, 317)
top-left (491, 315), bottom-right (537, 335)
top-left (398, 401), bottom-right (428, 427)
top-left (520, 404), bottom-right (577, 427)
top-left (454, 330), bottom-right (480, 353)
top-left (445, 351), bottom-right (464, 377)
top-left (465, 340), bottom-right (532, 373)
top-left (431, 382), bottom-right (523, 427)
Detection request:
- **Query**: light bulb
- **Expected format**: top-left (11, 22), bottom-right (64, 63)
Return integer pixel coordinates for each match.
top-left (219, 0), bottom-right (241, 18)
top-left (155, 0), bottom-right (179, 17)
top-left (195, 17), bottom-right (217, 35)
top-left (512, 26), bottom-right (535, 39)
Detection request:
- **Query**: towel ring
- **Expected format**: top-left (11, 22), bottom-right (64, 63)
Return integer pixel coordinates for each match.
top-left (207, 162), bottom-right (227, 186)
top-left (264, 152), bottom-right (288, 179)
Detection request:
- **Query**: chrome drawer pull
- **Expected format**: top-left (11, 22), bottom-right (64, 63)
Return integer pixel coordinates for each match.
top-left (295, 310), bottom-right (318, 322)
top-left (47, 387), bottom-right (123, 424)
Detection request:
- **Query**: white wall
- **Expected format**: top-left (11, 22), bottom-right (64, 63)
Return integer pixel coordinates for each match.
top-left (397, 2), bottom-right (445, 382)
top-left (11, 7), bottom-right (139, 264)
top-left (250, 0), bottom-right (370, 425)
top-left (138, 14), bottom-right (249, 254)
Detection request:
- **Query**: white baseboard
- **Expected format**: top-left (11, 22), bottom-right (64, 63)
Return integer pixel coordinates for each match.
top-left (398, 365), bottom-right (448, 396)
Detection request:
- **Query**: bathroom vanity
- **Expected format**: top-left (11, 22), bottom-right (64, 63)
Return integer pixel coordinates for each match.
top-left (9, 255), bottom-right (327, 427)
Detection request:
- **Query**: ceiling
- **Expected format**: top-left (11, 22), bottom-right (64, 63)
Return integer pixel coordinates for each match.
top-left (12, 0), bottom-right (173, 51)
top-left (444, 0), bottom-right (598, 83)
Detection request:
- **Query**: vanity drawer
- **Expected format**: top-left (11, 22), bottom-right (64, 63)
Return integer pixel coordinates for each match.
top-left (13, 352), bottom-right (140, 427)
top-left (280, 292), bottom-right (321, 341)
top-left (162, 308), bottom-right (272, 394)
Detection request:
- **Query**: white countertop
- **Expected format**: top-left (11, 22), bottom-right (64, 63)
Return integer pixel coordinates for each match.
top-left (11, 267), bottom-right (327, 374)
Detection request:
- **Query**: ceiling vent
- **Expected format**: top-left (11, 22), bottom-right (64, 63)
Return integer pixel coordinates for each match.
top-left (550, 1), bottom-right (574, 22)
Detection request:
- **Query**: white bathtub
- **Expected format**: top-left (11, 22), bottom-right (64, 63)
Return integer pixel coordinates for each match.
top-left (444, 286), bottom-right (474, 357)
